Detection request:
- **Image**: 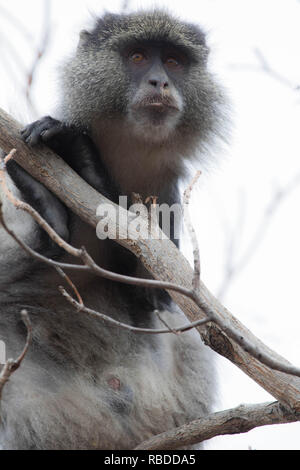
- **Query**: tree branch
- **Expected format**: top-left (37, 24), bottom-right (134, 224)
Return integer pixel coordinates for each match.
top-left (1, 108), bottom-right (300, 412)
top-left (135, 401), bottom-right (300, 450)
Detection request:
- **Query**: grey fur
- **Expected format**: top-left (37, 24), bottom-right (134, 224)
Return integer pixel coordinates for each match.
top-left (0, 10), bottom-right (227, 449)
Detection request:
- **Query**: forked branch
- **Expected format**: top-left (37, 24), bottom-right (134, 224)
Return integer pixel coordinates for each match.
top-left (1, 108), bottom-right (300, 414)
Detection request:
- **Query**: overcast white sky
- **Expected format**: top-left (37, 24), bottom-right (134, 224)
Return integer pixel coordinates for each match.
top-left (1, 0), bottom-right (300, 450)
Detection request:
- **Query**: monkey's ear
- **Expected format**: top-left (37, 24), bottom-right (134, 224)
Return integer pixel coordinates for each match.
top-left (77, 30), bottom-right (92, 50)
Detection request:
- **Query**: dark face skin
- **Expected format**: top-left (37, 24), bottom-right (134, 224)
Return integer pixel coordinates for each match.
top-left (124, 43), bottom-right (188, 123)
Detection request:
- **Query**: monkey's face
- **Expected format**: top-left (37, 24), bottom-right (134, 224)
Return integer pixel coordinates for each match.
top-left (124, 43), bottom-right (186, 143)
top-left (61, 13), bottom-right (226, 157)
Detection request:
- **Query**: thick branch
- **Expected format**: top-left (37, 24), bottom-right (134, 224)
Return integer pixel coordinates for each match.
top-left (1, 108), bottom-right (300, 411)
top-left (135, 401), bottom-right (300, 450)
top-left (2, 166), bottom-right (300, 379)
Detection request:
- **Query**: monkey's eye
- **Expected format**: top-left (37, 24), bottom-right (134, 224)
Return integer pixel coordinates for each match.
top-left (165, 56), bottom-right (181, 68)
top-left (130, 51), bottom-right (146, 64)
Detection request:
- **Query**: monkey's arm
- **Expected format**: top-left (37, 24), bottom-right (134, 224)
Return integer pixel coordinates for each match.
top-left (4, 157), bottom-right (69, 260)
top-left (7, 116), bottom-right (119, 257)
top-left (21, 116), bottom-right (119, 203)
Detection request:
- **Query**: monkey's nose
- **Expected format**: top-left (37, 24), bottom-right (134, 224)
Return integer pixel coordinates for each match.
top-left (149, 79), bottom-right (169, 90)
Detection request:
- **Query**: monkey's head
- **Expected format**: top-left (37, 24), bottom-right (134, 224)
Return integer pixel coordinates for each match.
top-left (60, 11), bottom-right (227, 152)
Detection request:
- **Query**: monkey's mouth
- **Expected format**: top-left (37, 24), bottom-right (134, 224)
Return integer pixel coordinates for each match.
top-left (134, 96), bottom-right (180, 113)
top-left (144, 102), bottom-right (179, 113)
top-left (130, 95), bottom-right (181, 132)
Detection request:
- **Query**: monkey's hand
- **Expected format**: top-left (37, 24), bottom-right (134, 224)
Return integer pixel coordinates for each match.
top-left (21, 115), bottom-right (94, 173)
top-left (21, 116), bottom-right (77, 154)
top-left (21, 115), bottom-right (119, 202)
top-left (21, 115), bottom-right (91, 173)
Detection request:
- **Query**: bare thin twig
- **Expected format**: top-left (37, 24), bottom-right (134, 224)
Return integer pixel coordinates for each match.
top-left (254, 48), bottom-right (300, 91)
top-left (183, 171), bottom-right (202, 292)
top-left (155, 310), bottom-right (178, 334)
top-left (0, 5), bottom-right (34, 43)
top-left (26, 0), bottom-right (52, 116)
top-left (229, 47), bottom-right (300, 92)
top-left (0, 310), bottom-right (32, 405)
top-left (60, 287), bottom-right (210, 335)
top-left (55, 267), bottom-right (84, 306)
top-left (218, 172), bottom-right (300, 299)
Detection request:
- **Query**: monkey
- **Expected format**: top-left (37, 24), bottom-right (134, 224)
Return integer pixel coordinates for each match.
top-left (0, 10), bottom-right (227, 450)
